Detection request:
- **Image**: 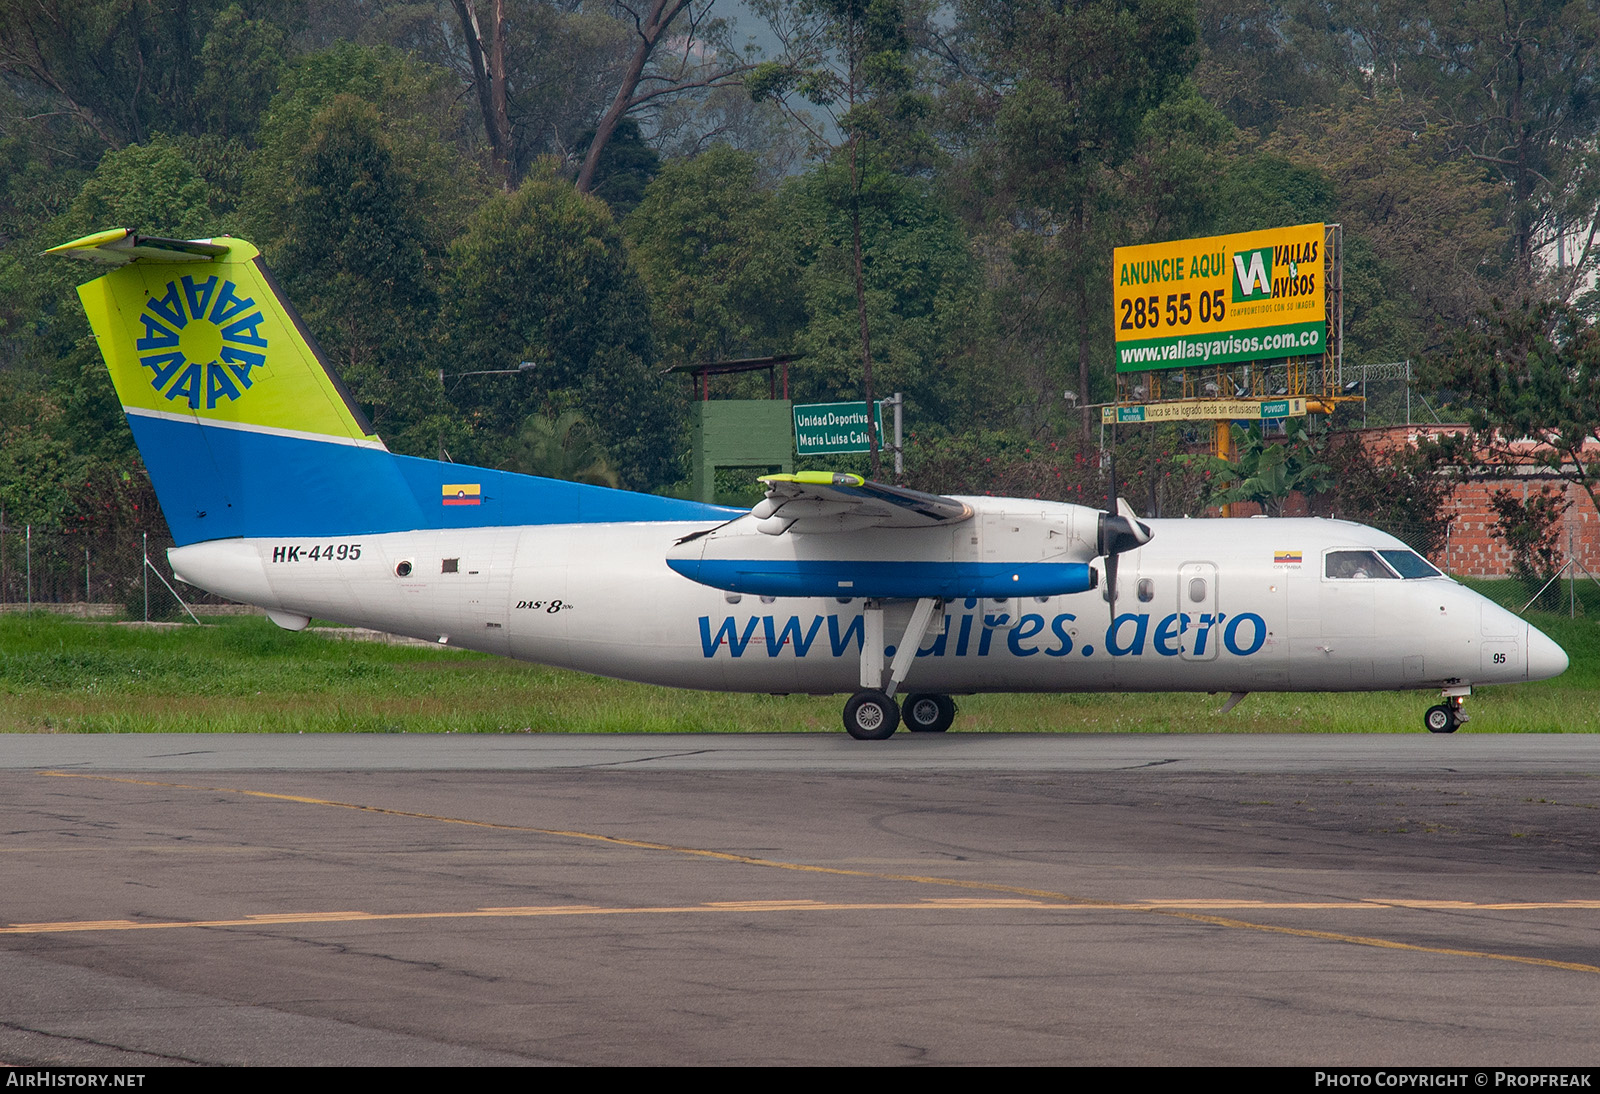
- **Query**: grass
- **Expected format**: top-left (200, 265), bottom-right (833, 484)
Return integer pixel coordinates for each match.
top-left (0, 612), bottom-right (1594, 734)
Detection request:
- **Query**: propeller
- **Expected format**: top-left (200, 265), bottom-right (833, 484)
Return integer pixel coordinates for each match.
top-left (1098, 499), bottom-right (1154, 615)
top-left (1097, 417), bottom-right (1153, 620)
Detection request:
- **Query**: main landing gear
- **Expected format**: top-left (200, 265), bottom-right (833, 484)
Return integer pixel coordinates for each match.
top-left (841, 597), bottom-right (959, 740)
top-left (843, 689), bottom-right (958, 740)
top-left (1423, 687), bottom-right (1471, 734)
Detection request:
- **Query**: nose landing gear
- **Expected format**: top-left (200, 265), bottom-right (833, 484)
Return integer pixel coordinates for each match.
top-left (1424, 689), bottom-right (1470, 733)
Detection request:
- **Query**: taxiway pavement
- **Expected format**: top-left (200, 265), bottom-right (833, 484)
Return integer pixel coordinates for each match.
top-left (2, 733), bottom-right (1597, 1065)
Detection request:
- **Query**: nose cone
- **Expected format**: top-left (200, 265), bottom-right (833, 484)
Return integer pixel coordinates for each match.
top-left (1527, 623), bottom-right (1569, 682)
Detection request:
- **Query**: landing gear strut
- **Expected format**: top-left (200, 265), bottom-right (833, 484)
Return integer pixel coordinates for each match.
top-left (1424, 690), bottom-right (1470, 734)
top-left (843, 598), bottom-right (956, 739)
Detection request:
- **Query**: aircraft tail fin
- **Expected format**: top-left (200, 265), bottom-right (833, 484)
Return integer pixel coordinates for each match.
top-left (51, 229), bottom-right (417, 545)
top-left (53, 229), bottom-right (729, 546)
top-left (53, 229), bottom-right (382, 445)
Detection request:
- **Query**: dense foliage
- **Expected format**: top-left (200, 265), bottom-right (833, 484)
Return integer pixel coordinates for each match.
top-left (2, 0), bottom-right (1595, 536)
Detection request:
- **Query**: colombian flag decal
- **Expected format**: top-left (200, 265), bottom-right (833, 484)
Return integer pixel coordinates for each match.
top-left (443, 483), bottom-right (481, 506)
top-left (1274, 551), bottom-right (1302, 565)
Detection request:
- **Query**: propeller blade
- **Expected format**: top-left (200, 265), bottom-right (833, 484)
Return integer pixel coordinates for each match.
top-left (1097, 502), bottom-right (1154, 618)
top-left (1096, 421), bottom-right (1154, 618)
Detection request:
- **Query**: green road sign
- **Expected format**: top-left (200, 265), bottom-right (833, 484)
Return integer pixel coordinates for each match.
top-left (794, 401), bottom-right (885, 456)
top-left (1100, 397), bottom-right (1308, 424)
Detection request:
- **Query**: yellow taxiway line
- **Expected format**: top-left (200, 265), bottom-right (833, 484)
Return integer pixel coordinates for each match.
top-left (28, 771), bottom-right (1600, 977)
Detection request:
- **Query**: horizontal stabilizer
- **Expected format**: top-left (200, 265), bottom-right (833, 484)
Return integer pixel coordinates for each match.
top-left (45, 229), bottom-right (231, 266)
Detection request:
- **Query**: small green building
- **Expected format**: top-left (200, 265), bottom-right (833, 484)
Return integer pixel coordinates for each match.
top-left (677, 357), bottom-right (798, 504)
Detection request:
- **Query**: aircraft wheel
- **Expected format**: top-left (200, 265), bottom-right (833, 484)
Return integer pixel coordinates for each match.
top-left (844, 690), bottom-right (900, 740)
top-left (1424, 704), bottom-right (1458, 734)
top-left (903, 693), bottom-right (956, 733)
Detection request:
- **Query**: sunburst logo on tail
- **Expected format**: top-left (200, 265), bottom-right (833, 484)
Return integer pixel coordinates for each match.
top-left (134, 275), bottom-right (268, 410)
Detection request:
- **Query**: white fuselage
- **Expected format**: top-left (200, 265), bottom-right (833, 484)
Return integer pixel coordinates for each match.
top-left (167, 503), bottom-right (1565, 697)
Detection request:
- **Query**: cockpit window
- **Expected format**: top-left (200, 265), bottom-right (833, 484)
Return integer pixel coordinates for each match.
top-left (1378, 549), bottom-right (1443, 579)
top-left (1324, 549), bottom-right (1398, 580)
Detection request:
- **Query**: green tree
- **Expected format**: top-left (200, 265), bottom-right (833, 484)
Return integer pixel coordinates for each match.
top-left (1490, 484), bottom-right (1570, 586)
top-left (1212, 152), bottom-right (1334, 234)
top-left (1320, 432), bottom-right (1460, 552)
top-left (194, 3), bottom-right (289, 143)
top-left (1191, 0), bottom-right (1352, 136)
top-left (436, 0), bottom-right (752, 186)
top-left (0, 0), bottom-right (300, 148)
top-left (1115, 84), bottom-right (1235, 244)
top-left (1190, 423), bottom-right (1332, 516)
top-left (1420, 298), bottom-right (1600, 516)
top-left (781, 158), bottom-right (981, 424)
top-left (950, 0), bottom-right (1200, 439)
top-left (0, 385), bottom-right (91, 527)
top-left (1263, 96), bottom-right (1510, 355)
top-left (273, 96), bottom-right (445, 456)
top-left (502, 410), bottom-right (621, 487)
top-left (443, 167), bottom-right (679, 490)
top-left (1276, 0), bottom-right (1600, 296)
top-left (245, 43), bottom-right (485, 258)
top-left (577, 117), bottom-right (660, 219)
top-left (625, 145), bottom-right (804, 373)
top-left (572, 0), bottom-right (754, 195)
top-left (749, 0), bottom-right (934, 474)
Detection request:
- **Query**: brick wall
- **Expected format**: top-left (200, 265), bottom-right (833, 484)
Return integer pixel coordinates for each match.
top-left (1212, 425), bottom-right (1600, 577)
top-left (1441, 478), bottom-right (1599, 578)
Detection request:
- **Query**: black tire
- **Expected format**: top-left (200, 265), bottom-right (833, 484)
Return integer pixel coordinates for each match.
top-left (1424, 704), bottom-right (1458, 734)
top-left (844, 690), bottom-right (900, 740)
top-left (903, 693), bottom-right (957, 733)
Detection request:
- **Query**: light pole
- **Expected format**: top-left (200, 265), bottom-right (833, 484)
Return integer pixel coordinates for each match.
top-left (438, 360), bottom-right (538, 393)
top-left (436, 361), bottom-right (539, 460)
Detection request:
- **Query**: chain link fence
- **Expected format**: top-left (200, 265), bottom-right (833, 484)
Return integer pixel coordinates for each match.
top-left (0, 524), bottom-right (234, 620)
top-left (1459, 563), bottom-right (1600, 618)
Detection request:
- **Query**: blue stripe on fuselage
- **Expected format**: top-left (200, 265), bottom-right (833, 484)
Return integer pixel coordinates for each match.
top-left (129, 414), bottom-right (736, 545)
top-left (667, 557), bottom-right (1096, 599)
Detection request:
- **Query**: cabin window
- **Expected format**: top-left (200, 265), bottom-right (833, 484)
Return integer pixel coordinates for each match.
top-left (441, 558), bottom-right (459, 573)
top-left (1188, 577), bottom-right (1207, 603)
top-left (1137, 578), bottom-right (1154, 603)
top-left (1325, 550), bottom-right (1397, 580)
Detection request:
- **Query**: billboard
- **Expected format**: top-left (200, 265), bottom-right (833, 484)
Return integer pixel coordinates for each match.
top-left (1113, 223), bottom-right (1326, 373)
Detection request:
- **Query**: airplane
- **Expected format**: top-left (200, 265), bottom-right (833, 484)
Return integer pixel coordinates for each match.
top-left (49, 228), bottom-right (1569, 738)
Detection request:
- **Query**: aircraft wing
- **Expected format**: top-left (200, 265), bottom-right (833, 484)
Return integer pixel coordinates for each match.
top-left (750, 472), bottom-right (973, 535)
